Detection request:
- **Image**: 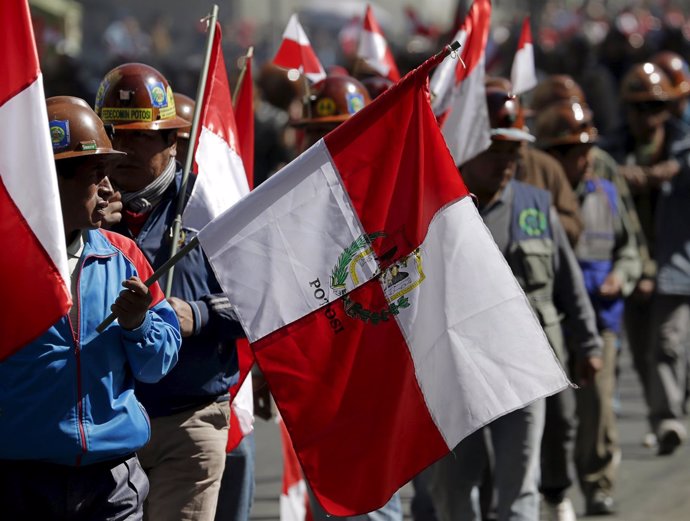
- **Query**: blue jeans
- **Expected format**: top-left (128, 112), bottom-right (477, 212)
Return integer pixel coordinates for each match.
top-left (215, 432), bottom-right (256, 521)
top-left (429, 400), bottom-right (546, 521)
top-left (309, 489), bottom-right (403, 521)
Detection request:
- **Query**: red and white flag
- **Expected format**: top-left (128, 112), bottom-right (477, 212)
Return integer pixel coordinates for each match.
top-left (430, 0), bottom-right (492, 166)
top-left (225, 47), bottom-right (257, 454)
top-left (357, 5), bottom-right (400, 82)
top-left (198, 46), bottom-right (568, 515)
top-left (279, 416), bottom-right (312, 521)
top-left (234, 48), bottom-right (254, 187)
top-left (273, 14), bottom-right (326, 83)
top-left (183, 23), bottom-right (250, 233)
top-left (0, 0), bottom-right (71, 360)
top-left (510, 17), bottom-right (537, 95)
top-left (226, 338), bottom-right (255, 453)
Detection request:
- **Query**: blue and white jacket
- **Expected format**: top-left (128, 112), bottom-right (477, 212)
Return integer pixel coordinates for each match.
top-left (0, 229), bottom-right (181, 466)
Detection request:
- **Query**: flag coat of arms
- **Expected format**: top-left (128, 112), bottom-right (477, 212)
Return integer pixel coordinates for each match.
top-left (0, 0), bottom-right (71, 359)
top-left (198, 45), bottom-right (568, 515)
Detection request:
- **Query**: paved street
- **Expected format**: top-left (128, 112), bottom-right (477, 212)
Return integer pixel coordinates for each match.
top-left (249, 348), bottom-right (690, 520)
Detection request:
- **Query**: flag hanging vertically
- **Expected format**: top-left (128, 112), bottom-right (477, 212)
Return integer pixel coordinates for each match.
top-left (234, 48), bottom-right (255, 187)
top-left (430, 0), bottom-right (492, 166)
top-left (273, 14), bottom-right (326, 83)
top-left (279, 416), bottom-right (312, 521)
top-left (226, 338), bottom-right (255, 453)
top-left (0, 0), bottom-right (71, 360)
top-left (182, 23), bottom-right (249, 232)
top-left (357, 5), bottom-right (400, 82)
top-left (510, 17), bottom-right (538, 95)
top-left (197, 43), bottom-right (569, 515)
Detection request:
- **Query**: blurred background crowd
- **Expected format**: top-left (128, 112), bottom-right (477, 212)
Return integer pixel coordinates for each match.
top-left (30, 0), bottom-right (690, 184)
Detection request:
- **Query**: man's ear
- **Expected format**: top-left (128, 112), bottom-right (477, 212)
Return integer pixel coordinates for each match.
top-left (165, 129), bottom-right (177, 157)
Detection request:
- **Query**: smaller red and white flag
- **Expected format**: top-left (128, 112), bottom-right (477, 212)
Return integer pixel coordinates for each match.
top-left (357, 5), bottom-right (400, 82)
top-left (279, 416), bottom-right (312, 521)
top-left (226, 339), bottom-right (255, 453)
top-left (510, 17), bottom-right (537, 95)
top-left (430, 0), bottom-right (492, 166)
top-left (0, 0), bottom-right (71, 360)
top-left (183, 23), bottom-right (249, 232)
top-left (234, 48), bottom-right (254, 187)
top-left (273, 14), bottom-right (326, 83)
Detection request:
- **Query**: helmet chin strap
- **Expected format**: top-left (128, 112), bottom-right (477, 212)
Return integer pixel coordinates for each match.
top-left (120, 157), bottom-right (176, 213)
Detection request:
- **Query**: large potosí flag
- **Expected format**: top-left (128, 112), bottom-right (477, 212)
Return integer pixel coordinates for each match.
top-left (273, 14), bottom-right (326, 83)
top-left (357, 5), bottom-right (400, 82)
top-left (0, 0), bottom-right (71, 360)
top-left (198, 45), bottom-right (569, 515)
top-left (183, 23), bottom-right (250, 232)
top-left (510, 17), bottom-right (537, 95)
top-left (430, 0), bottom-right (492, 166)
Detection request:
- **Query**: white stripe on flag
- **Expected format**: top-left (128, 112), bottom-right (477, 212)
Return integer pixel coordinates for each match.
top-left (386, 197), bottom-right (568, 447)
top-left (199, 140), bottom-right (377, 341)
top-left (0, 76), bottom-right (68, 285)
top-left (358, 30), bottom-right (391, 77)
top-left (440, 55), bottom-right (491, 166)
top-left (184, 127), bottom-right (249, 232)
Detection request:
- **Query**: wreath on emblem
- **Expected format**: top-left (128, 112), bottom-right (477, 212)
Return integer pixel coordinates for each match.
top-left (329, 232), bottom-right (415, 324)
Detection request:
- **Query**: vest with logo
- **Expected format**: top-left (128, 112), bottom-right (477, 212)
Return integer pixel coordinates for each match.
top-left (575, 178), bottom-right (623, 333)
top-left (506, 181), bottom-right (566, 362)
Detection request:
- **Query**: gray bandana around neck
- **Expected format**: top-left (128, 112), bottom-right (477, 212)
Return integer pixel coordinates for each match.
top-left (121, 157), bottom-right (177, 213)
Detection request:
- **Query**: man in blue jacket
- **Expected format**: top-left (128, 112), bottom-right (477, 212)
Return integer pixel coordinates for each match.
top-left (0, 96), bottom-right (181, 520)
top-left (95, 63), bottom-right (245, 521)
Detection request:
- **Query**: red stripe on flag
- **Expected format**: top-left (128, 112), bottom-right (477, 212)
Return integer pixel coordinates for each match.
top-left (517, 16), bottom-right (532, 50)
top-left (0, 0), bottom-right (40, 107)
top-left (252, 280), bottom-right (449, 515)
top-left (324, 70), bottom-right (468, 267)
top-left (235, 53), bottom-right (254, 187)
top-left (0, 177), bottom-right (71, 359)
top-left (196, 24), bottom-right (240, 156)
top-left (455, 0), bottom-right (491, 83)
top-left (273, 38), bottom-right (324, 77)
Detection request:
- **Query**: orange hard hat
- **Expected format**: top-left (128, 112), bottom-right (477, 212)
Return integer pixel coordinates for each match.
top-left (651, 51), bottom-right (690, 97)
top-left (620, 62), bottom-right (677, 103)
top-left (486, 87), bottom-right (535, 142)
top-left (47, 96), bottom-right (126, 161)
top-left (173, 92), bottom-right (194, 139)
top-left (534, 101), bottom-right (598, 149)
top-left (291, 75), bottom-right (371, 129)
top-left (95, 63), bottom-right (189, 130)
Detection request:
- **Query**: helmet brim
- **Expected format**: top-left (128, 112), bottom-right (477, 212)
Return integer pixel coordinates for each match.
top-left (54, 148), bottom-right (127, 161)
top-left (491, 128), bottom-right (536, 143)
top-left (109, 115), bottom-right (191, 131)
top-left (289, 115), bottom-right (350, 128)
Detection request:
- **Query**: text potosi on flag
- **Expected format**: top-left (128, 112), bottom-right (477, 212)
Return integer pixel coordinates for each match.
top-left (0, 0), bottom-right (71, 359)
top-left (198, 44), bottom-right (569, 515)
top-left (273, 14), bottom-right (326, 83)
top-left (183, 22), bottom-right (249, 233)
top-left (510, 17), bottom-right (538, 95)
top-left (430, 0), bottom-right (492, 166)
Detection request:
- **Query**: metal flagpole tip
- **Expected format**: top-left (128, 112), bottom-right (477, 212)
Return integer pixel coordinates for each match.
top-left (449, 40), bottom-right (461, 52)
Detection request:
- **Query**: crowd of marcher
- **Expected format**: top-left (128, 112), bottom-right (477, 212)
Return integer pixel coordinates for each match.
top-left (2, 2), bottom-right (690, 521)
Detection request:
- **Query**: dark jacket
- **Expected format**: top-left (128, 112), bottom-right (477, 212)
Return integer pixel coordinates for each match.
top-left (112, 166), bottom-right (244, 417)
